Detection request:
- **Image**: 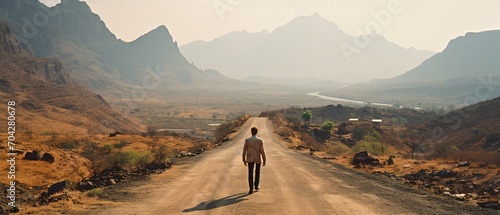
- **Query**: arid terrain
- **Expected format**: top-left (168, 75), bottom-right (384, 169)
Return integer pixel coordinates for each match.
top-left (1, 1), bottom-right (500, 214)
top-left (49, 118), bottom-right (494, 215)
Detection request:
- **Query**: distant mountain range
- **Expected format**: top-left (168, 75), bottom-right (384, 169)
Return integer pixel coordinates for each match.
top-left (322, 30), bottom-right (500, 105)
top-left (0, 0), bottom-right (235, 93)
top-left (180, 13), bottom-right (435, 83)
top-left (0, 21), bottom-right (140, 133)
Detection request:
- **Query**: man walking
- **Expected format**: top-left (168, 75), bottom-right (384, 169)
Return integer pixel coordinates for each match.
top-left (242, 127), bottom-right (267, 194)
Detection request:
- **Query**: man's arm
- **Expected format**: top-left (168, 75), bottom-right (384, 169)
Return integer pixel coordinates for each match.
top-left (242, 139), bottom-right (248, 166)
top-left (261, 140), bottom-right (266, 166)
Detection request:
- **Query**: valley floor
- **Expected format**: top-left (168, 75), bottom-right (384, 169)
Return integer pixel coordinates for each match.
top-left (80, 118), bottom-right (495, 215)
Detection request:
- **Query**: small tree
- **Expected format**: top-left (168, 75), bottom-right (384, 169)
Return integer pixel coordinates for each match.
top-left (146, 141), bottom-right (159, 151)
top-left (215, 122), bottom-right (234, 142)
top-left (152, 145), bottom-right (169, 164)
top-left (147, 125), bottom-right (158, 136)
top-left (380, 142), bottom-right (386, 156)
top-left (321, 121), bottom-right (335, 133)
top-left (301, 110), bottom-right (312, 127)
top-left (409, 141), bottom-right (420, 159)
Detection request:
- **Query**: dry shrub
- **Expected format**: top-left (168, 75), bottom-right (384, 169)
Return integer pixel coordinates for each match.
top-left (298, 131), bottom-right (326, 151)
top-left (451, 149), bottom-right (500, 167)
top-left (327, 143), bottom-right (351, 155)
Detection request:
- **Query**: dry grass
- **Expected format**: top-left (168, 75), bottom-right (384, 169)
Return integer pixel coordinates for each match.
top-left (20, 191), bottom-right (116, 215)
top-left (450, 149), bottom-right (500, 167)
top-left (0, 132), bottom-right (207, 187)
top-left (310, 150), bottom-right (500, 187)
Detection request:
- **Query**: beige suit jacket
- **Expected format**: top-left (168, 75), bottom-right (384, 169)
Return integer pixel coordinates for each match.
top-left (242, 135), bottom-right (266, 164)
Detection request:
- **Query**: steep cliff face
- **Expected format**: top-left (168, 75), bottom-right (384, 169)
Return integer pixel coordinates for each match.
top-left (1, 21), bottom-right (71, 85)
top-left (0, 21), bottom-right (22, 54)
top-left (101, 25), bottom-right (214, 85)
top-left (0, 0), bottom-right (234, 93)
top-left (0, 22), bottom-right (140, 133)
top-left (26, 59), bottom-right (71, 85)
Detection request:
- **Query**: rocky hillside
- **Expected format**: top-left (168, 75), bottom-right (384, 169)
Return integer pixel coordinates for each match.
top-left (408, 96), bottom-right (500, 160)
top-left (260, 105), bottom-right (438, 154)
top-left (0, 21), bottom-right (140, 133)
top-left (0, 0), bottom-right (236, 92)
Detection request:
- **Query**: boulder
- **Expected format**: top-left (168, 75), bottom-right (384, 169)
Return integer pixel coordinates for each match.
top-left (309, 147), bottom-right (315, 152)
top-left (106, 179), bottom-right (116, 186)
top-left (387, 157), bottom-right (394, 165)
top-left (193, 148), bottom-right (205, 155)
top-left (434, 170), bottom-right (456, 178)
top-left (180, 151), bottom-right (188, 157)
top-left (41, 153), bottom-right (55, 163)
top-left (77, 180), bottom-right (94, 192)
top-left (23, 151), bottom-right (41, 160)
top-left (352, 151), bottom-right (379, 166)
top-left (457, 161), bottom-right (471, 167)
top-left (48, 180), bottom-right (73, 196)
top-left (9, 207), bottom-right (19, 213)
top-left (295, 145), bottom-right (306, 150)
top-left (113, 173), bottom-right (125, 180)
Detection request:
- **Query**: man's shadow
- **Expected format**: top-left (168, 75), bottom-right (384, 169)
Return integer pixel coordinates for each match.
top-left (182, 192), bottom-right (249, 212)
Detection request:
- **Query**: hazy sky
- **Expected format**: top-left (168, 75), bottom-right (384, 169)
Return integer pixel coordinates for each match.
top-left (41, 0), bottom-right (500, 52)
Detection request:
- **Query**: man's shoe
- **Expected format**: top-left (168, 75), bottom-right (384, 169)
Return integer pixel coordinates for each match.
top-left (248, 190), bottom-right (253, 194)
top-left (255, 187), bottom-right (260, 191)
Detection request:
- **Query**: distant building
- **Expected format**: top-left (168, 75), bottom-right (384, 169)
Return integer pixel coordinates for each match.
top-left (349, 118), bottom-right (359, 122)
top-left (372, 119), bottom-right (383, 123)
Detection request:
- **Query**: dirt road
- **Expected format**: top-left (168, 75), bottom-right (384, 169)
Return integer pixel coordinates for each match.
top-left (96, 117), bottom-right (495, 215)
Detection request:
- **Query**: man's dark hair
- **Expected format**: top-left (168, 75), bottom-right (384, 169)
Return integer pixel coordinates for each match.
top-left (251, 127), bottom-right (258, 135)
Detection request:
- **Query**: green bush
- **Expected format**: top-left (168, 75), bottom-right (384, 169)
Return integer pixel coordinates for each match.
top-left (321, 121), bottom-right (335, 132)
top-left (109, 150), bottom-right (151, 167)
top-left (327, 143), bottom-right (351, 155)
top-left (352, 140), bottom-right (388, 156)
top-left (301, 110), bottom-right (312, 126)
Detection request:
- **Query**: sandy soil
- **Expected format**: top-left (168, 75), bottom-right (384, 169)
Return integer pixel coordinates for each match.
top-left (87, 117), bottom-right (496, 215)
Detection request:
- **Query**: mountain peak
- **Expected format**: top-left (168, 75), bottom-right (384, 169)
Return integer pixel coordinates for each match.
top-left (298, 12), bottom-right (329, 23)
top-left (308, 12), bottom-right (322, 18)
top-left (137, 25), bottom-right (174, 44)
top-left (59, 0), bottom-right (92, 11)
top-left (272, 12), bottom-right (341, 35)
top-left (152, 25), bottom-right (170, 34)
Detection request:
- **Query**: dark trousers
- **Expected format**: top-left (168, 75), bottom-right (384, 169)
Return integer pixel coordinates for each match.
top-left (247, 162), bottom-right (261, 191)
